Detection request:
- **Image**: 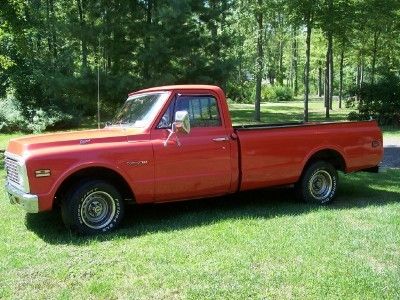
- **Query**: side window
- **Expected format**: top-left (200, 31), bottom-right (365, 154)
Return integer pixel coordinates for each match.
top-left (176, 96), bottom-right (221, 127)
top-left (157, 99), bottom-right (174, 129)
top-left (157, 95), bottom-right (222, 128)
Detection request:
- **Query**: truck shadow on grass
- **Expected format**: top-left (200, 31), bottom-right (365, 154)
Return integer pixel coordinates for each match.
top-left (25, 169), bottom-right (400, 245)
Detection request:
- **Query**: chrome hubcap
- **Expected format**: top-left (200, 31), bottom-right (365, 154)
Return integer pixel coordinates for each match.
top-left (309, 170), bottom-right (333, 202)
top-left (80, 191), bottom-right (116, 229)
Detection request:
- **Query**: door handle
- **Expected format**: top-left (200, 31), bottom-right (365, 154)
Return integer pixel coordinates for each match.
top-left (212, 137), bottom-right (229, 142)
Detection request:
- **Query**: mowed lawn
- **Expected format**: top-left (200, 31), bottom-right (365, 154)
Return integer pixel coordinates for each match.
top-left (0, 101), bottom-right (399, 299)
top-left (229, 99), bottom-right (353, 125)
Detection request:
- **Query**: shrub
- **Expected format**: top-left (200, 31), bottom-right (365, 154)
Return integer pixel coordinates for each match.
top-left (226, 81), bottom-right (254, 104)
top-left (348, 74), bottom-right (400, 125)
top-left (262, 85), bottom-right (293, 102)
top-left (0, 95), bottom-right (25, 133)
top-left (273, 85), bottom-right (294, 101)
top-left (0, 93), bottom-right (82, 133)
top-left (345, 96), bottom-right (357, 109)
top-left (347, 111), bottom-right (360, 121)
top-left (25, 107), bottom-right (81, 133)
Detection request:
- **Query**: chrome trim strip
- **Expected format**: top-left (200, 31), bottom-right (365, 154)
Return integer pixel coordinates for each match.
top-left (5, 182), bottom-right (39, 213)
top-left (212, 136), bottom-right (229, 142)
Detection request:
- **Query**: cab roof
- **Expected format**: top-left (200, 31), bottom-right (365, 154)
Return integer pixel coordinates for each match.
top-left (128, 84), bottom-right (224, 97)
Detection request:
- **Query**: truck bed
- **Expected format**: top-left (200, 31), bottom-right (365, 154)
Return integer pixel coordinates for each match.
top-left (234, 120), bottom-right (383, 191)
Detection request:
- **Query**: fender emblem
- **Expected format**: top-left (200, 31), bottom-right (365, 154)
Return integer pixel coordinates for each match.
top-left (126, 160), bottom-right (148, 167)
top-left (35, 169), bottom-right (51, 177)
top-left (80, 139), bottom-right (91, 145)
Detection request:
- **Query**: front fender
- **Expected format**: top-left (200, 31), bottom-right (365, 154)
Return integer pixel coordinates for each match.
top-left (33, 161), bottom-right (134, 212)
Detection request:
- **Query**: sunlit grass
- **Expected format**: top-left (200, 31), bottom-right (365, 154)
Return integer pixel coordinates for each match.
top-left (0, 166), bottom-right (399, 299)
top-left (229, 99), bottom-right (353, 125)
top-left (0, 132), bottom-right (25, 151)
top-left (382, 127), bottom-right (400, 139)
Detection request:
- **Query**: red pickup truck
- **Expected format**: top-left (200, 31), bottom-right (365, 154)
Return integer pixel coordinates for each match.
top-left (5, 85), bottom-right (383, 234)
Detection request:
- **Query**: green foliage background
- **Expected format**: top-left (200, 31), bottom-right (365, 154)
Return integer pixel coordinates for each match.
top-left (0, 0), bottom-right (400, 131)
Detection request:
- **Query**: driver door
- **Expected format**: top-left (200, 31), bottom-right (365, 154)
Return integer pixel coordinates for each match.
top-left (151, 93), bottom-right (232, 202)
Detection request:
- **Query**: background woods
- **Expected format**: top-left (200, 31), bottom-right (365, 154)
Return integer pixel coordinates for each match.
top-left (0, 0), bottom-right (399, 132)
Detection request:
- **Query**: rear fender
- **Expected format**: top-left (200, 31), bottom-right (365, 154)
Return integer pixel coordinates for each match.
top-left (300, 146), bottom-right (348, 176)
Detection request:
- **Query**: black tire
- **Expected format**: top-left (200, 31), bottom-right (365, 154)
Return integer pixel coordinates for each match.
top-left (61, 180), bottom-right (124, 235)
top-left (295, 161), bottom-right (338, 204)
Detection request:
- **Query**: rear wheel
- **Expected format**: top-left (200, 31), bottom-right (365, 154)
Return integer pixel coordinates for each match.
top-left (61, 180), bottom-right (124, 235)
top-left (296, 161), bottom-right (338, 204)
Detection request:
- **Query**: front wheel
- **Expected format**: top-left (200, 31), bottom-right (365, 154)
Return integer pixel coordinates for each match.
top-left (295, 161), bottom-right (338, 204)
top-left (61, 180), bottom-right (124, 235)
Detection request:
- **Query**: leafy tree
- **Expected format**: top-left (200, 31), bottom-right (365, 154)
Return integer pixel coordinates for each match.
top-left (1, 0), bottom-right (400, 131)
top-left (288, 0), bottom-right (319, 122)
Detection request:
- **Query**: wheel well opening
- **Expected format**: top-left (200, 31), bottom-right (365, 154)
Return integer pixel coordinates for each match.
top-left (305, 149), bottom-right (346, 173)
top-left (54, 167), bottom-right (135, 209)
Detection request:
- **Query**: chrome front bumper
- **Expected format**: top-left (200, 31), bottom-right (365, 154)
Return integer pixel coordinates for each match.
top-left (5, 182), bottom-right (39, 213)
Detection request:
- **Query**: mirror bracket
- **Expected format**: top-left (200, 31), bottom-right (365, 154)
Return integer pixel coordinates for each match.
top-left (163, 110), bottom-right (190, 147)
top-left (163, 124), bottom-right (182, 147)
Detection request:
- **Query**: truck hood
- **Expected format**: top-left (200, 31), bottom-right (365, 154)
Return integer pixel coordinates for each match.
top-left (6, 127), bottom-right (145, 157)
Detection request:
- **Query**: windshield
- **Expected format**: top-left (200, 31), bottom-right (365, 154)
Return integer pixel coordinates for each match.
top-left (111, 92), bottom-right (170, 128)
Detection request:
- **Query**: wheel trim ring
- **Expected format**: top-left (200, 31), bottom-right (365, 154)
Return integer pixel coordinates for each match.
top-left (80, 191), bottom-right (116, 229)
top-left (309, 170), bottom-right (333, 202)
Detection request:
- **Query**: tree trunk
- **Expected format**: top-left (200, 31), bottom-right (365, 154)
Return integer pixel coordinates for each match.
top-left (356, 53), bottom-right (364, 103)
top-left (254, 0), bottom-right (263, 122)
top-left (304, 21), bottom-right (312, 122)
top-left (278, 39), bottom-right (284, 85)
top-left (339, 46), bottom-right (344, 109)
top-left (49, 0), bottom-right (57, 60)
top-left (277, 12), bottom-right (284, 85)
top-left (143, 0), bottom-right (153, 81)
top-left (325, 46), bottom-right (330, 117)
top-left (324, 28), bottom-right (333, 116)
top-left (318, 62), bottom-right (323, 97)
top-left (371, 30), bottom-right (380, 84)
top-left (45, 0), bottom-right (52, 56)
top-left (76, 0), bottom-right (88, 71)
top-left (268, 70), bottom-right (275, 86)
top-left (360, 59), bottom-right (364, 87)
top-left (289, 39), bottom-right (293, 89)
top-left (210, 0), bottom-right (218, 40)
top-left (293, 29), bottom-right (298, 96)
top-left (328, 32), bottom-right (333, 110)
top-left (356, 57), bottom-right (361, 101)
top-left (324, 0), bottom-right (334, 113)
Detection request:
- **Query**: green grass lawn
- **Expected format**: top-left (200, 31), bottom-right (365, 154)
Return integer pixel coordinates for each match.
top-left (382, 127), bottom-right (400, 139)
top-left (229, 99), bottom-right (353, 125)
top-left (0, 132), bottom-right (25, 152)
top-left (1, 101), bottom-right (399, 299)
top-left (1, 168), bottom-right (399, 299)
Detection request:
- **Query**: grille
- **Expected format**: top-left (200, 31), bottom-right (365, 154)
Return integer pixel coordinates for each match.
top-left (5, 156), bottom-right (20, 185)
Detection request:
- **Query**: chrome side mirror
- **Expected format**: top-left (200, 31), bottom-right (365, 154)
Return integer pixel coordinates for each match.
top-left (164, 111), bottom-right (191, 147)
top-left (174, 110), bottom-right (191, 134)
